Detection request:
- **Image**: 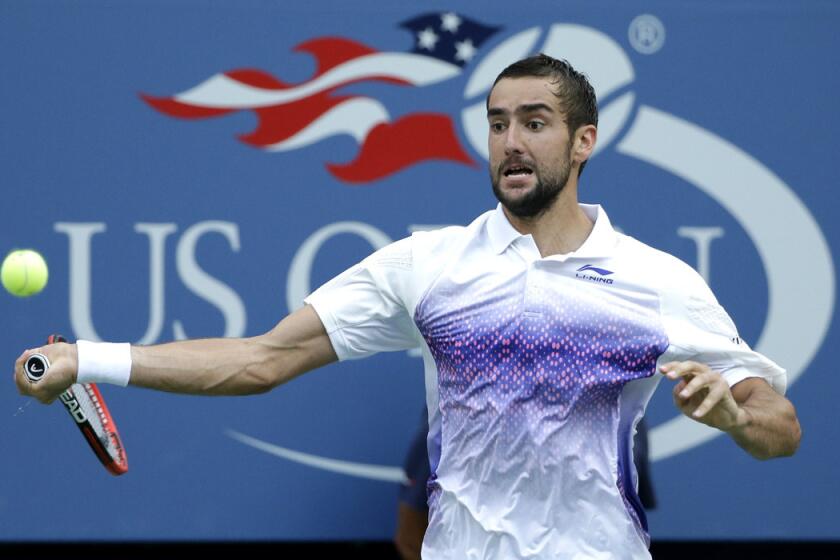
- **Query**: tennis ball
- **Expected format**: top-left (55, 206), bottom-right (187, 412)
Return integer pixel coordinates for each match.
top-left (1, 249), bottom-right (49, 297)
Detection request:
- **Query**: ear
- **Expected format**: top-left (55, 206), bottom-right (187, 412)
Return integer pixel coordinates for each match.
top-left (572, 124), bottom-right (597, 165)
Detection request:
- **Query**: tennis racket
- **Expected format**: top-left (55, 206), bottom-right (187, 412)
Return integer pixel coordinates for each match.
top-left (24, 334), bottom-right (129, 476)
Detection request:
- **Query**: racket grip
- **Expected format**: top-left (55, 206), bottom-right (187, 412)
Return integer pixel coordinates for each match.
top-left (24, 353), bottom-right (50, 383)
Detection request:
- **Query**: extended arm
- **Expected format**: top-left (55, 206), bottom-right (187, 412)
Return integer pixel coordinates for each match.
top-left (15, 305), bottom-right (337, 403)
top-left (662, 361), bottom-right (801, 460)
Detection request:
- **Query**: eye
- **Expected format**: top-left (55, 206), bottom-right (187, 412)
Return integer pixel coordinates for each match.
top-left (490, 122), bottom-right (507, 133)
top-left (526, 120), bottom-right (544, 131)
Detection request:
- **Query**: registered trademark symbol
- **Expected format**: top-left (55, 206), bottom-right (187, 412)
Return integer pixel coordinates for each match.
top-left (628, 14), bottom-right (665, 54)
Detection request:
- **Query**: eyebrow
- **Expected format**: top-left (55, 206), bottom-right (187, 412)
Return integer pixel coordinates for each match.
top-left (487, 102), bottom-right (556, 118)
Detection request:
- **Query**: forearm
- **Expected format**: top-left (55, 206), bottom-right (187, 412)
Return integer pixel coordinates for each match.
top-left (727, 389), bottom-right (801, 460)
top-left (127, 307), bottom-right (337, 396)
top-left (129, 335), bottom-right (284, 396)
top-left (15, 305), bottom-right (336, 405)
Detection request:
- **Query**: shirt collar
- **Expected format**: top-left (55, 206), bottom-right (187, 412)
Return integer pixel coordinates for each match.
top-left (486, 202), bottom-right (619, 259)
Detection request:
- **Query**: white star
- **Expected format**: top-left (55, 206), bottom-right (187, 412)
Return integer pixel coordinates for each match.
top-left (440, 12), bottom-right (462, 33)
top-left (417, 27), bottom-right (439, 51)
top-left (454, 38), bottom-right (477, 62)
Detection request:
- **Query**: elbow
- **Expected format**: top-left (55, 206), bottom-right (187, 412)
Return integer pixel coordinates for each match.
top-left (760, 426), bottom-right (801, 460)
top-left (245, 334), bottom-right (290, 394)
top-left (783, 415), bottom-right (802, 458)
top-left (781, 400), bottom-right (803, 458)
top-left (245, 372), bottom-right (277, 395)
top-left (757, 404), bottom-right (802, 460)
top-left (243, 358), bottom-right (283, 395)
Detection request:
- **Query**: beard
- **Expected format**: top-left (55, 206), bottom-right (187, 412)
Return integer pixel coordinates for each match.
top-left (491, 152), bottom-right (572, 219)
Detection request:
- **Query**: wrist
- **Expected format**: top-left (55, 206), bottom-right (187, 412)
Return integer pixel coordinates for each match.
top-left (76, 340), bottom-right (132, 386)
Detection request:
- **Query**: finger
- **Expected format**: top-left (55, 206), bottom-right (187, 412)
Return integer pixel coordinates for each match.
top-left (14, 349), bottom-right (30, 371)
top-left (672, 379), bottom-right (688, 399)
top-left (14, 347), bottom-right (44, 374)
top-left (20, 347), bottom-right (41, 359)
top-left (13, 351), bottom-right (33, 394)
top-left (660, 360), bottom-right (692, 372)
top-left (14, 346), bottom-right (49, 397)
top-left (672, 380), bottom-right (694, 414)
top-left (661, 361), bottom-right (699, 380)
top-left (28, 380), bottom-right (56, 404)
top-left (691, 383), bottom-right (728, 418)
top-left (659, 361), bottom-right (679, 376)
top-left (14, 369), bottom-right (29, 395)
top-left (677, 371), bottom-right (718, 399)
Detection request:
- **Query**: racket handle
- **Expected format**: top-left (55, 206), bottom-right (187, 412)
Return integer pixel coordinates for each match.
top-left (24, 353), bottom-right (50, 383)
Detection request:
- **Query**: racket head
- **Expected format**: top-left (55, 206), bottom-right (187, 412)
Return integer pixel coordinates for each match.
top-left (47, 334), bottom-right (129, 476)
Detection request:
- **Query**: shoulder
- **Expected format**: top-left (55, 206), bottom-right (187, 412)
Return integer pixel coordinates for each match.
top-left (617, 234), bottom-right (739, 338)
top-left (411, 211), bottom-right (492, 247)
top-left (362, 213), bottom-right (488, 270)
top-left (615, 232), bottom-right (713, 298)
top-left (407, 210), bottom-right (494, 263)
top-left (350, 211), bottom-right (492, 307)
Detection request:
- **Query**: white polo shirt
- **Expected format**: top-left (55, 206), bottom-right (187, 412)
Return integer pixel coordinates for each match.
top-left (305, 204), bottom-right (785, 559)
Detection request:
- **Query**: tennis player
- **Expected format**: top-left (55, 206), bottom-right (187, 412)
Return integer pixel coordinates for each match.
top-left (15, 54), bottom-right (800, 559)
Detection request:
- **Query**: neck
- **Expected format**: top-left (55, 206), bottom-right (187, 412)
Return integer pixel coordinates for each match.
top-left (502, 183), bottom-right (594, 257)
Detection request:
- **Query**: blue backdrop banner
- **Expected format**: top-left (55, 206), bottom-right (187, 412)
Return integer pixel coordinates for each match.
top-left (1, 0), bottom-right (837, 541)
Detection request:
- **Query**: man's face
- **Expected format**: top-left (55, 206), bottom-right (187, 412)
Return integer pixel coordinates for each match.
top-left (487, 77), bottom-right (573, 218)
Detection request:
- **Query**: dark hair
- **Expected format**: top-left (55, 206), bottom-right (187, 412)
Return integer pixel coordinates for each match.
top-left (490, 54), bottom-right (598, 176)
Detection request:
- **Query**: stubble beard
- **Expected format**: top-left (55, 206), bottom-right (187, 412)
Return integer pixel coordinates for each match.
top-left (491, 154), bottom-right (572, 220)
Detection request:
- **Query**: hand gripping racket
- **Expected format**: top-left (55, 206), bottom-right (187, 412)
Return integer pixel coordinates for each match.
top-left (24, 334), bottom-right (129, 476)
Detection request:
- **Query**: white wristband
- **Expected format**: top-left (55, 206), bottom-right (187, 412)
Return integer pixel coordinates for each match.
top-left (76, 340), bottom-right (132, 386)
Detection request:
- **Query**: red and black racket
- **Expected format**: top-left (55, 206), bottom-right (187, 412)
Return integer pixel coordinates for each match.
top-left (23, 334), bottom-right (129, 476)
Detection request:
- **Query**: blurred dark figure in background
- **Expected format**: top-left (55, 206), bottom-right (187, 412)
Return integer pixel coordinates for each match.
top-left (394, 410), bottom-right (433, 560)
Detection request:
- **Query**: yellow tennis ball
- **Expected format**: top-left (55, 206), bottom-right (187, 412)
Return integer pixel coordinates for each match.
top-left (1, 249), bottom-right (49, 297)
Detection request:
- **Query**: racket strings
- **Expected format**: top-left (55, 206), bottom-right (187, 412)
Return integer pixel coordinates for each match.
top-left (73, 384), bottom-right (116, 457)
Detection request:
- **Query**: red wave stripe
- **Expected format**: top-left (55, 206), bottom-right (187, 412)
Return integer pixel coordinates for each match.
top-left (239, 92), bottom-right (354, 147)
top-left (294, 37), bottom-right (378, 77)
top-left (327, 113), bottom-right (475, 183)
top-left (140, 94), bottom-right (235, 119)
top-left (225, 68), bottom-right (291, 90)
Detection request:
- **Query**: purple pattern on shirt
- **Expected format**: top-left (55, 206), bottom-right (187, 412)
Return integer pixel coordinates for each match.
top-left (415, 264), bottom-right (668, 535)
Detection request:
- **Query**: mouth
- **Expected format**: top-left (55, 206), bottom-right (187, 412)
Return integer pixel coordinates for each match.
top-left (498, 160), bottom-right (536, 187)
top-left (502, 164), bottom-right (534, 178)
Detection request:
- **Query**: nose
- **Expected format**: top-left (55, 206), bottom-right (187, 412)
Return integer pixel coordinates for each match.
top-left (503, 124), bottom-right (524, 155)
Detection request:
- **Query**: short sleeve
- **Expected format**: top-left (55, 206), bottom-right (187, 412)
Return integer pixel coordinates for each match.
top-left (304, 237), bottom-right (420, 361)
top-left (659, 263), bottom-right (787, 394)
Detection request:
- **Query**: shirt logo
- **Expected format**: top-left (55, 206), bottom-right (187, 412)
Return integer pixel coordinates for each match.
top-left (576, 264), bottom-right (613, 276)
top-left (575, 264), bottom-right (615, 284)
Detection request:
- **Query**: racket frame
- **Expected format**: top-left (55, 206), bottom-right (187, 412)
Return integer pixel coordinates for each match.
top-left (46, 334), bottom-right (129, 476)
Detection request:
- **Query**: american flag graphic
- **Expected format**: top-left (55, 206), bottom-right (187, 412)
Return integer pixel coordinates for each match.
top-left (141, 12), bottom-right (500, 184)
